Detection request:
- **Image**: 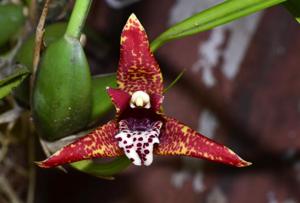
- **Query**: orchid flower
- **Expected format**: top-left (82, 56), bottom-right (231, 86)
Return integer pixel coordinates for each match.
top-left (37, 14), bottom-right (251, 168)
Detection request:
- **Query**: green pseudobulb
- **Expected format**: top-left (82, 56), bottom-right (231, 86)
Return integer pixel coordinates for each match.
top-left (32, 36), bottom-right (92, 141)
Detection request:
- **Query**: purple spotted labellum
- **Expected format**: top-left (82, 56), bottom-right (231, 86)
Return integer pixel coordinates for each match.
top-left (37, 14), bottom-right (251, 168)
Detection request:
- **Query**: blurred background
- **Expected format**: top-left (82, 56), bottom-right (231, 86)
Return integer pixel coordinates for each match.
top-left (1, 0), bottom-right (300, 203)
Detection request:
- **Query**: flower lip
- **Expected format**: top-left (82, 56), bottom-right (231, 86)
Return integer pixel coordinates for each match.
top-left (120, 117), bottom-right (161, 131)
top-left (115, 104), bottom-right (165, 166)
top-left (116, 118), bottom-right (163, 166)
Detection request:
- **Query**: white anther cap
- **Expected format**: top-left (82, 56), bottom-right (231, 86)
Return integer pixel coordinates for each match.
top-left (130, 91), bottom-right (151, 109)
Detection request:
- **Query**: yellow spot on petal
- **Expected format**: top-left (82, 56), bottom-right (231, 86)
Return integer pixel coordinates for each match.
top-left (177, 142), bottom-right (188, 154)
top-left (182, 126), bottom-right (188, 134)
top-left (203, 152), bottom-right (209, 158)
top-left (121, 36), bottom-right (127, 44)
top-left (125, 13), bottom-right (144, 31)
top-left (118, 82), bottom-right (125, 89)
top-left (92, 148), bottom-right (105, 156)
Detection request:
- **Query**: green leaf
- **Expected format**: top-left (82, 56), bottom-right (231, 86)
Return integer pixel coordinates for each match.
top-left (163, 69), bottom-right (186, 93)
top-left (283, 0), bottom-right (300, 23)
top-left (0, 66), bottom-right (29, 99)
top-left (150, 0), bottom-right (286, 51)
top-left (0, 4), bottom-right (25, 46)
top-left (90, 73), bottom-right (117, 122)
top-left (70, 156), bottom-right (131, 179)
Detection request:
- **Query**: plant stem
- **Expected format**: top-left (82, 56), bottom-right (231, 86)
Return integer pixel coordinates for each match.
top-left (30, 0), bottom-right (51, 105)
top-left (65, 0), bottom-right (93, 39)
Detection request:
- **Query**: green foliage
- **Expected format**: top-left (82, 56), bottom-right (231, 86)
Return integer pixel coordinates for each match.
top-left (151, 0), bottom-right (286, 51)
top-left (71, 157), bottom-right (131, 179)
top-left (0, 66), bottom-right (29, 99)
top-left (283, 0), bottom-right (300, 23)
top-left (14, 23), bottom-right (67, 106)
top-left (15, 22), bottom-right (67, 71)
top-left (90, 73), bottom-right (116, 122)
top-left (0, 4), bottom-right (25, 47)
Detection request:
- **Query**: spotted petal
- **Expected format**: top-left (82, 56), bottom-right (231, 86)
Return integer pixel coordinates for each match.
top-left (117, 14), bottom-right (163, 95)
top-left (155, 117), bottom-right (251, 167)
top-left (37, 120), bottom-right (123, 168)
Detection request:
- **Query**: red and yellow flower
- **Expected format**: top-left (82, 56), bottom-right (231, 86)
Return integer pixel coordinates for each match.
top-left (37, 14), bottom-right (251, 168)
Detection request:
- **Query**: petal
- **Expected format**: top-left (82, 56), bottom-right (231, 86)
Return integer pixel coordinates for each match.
top-left (117, 14), bottom-right (163, 95)
top-left (107, 87), bottom-right (131, 115)
top-left (37, 120), bottom-right (123, 168)
top-left (150, 93), bottom-right (164, 113)
top-left (155, 117), bottom-right (251, 167)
